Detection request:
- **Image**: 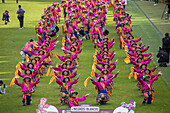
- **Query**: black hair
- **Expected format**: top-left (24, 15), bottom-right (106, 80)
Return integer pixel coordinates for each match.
top-left (136, 50), bottom-right (142, 54)
top-left (27, 63), bottom-right (34, 69)
top-left (128, 35), bottom-right (134, 39)
top-left (98, 77), bottom-right (104, 82)
top-left (62, 70), bottom-right (69, 75)
top-left (66, 60), bottom-right (72, 64)
top-left (25, 69), bottom-right (32, 75)
top-left (137, 54), bottom-right (144, 59)
top-left (136, 58), bottom-right (142, 63)
top-left (70, 47), bottom-right (76, 52)
top-left (144, 69), bottom-right (151, 74)
top-left (165, 33), bottom-right (169, 37)
top-left (45, 42), bottom-right (50, 46)
top-left (30, 58), bottom-right (37, 64)
top-left (45, 36), bottom-right (51, 40)
top-left (63, 77), bottom-right (70, 82)
top-left (38, 50), bottom-right (45, 55)
top-left (18, 5), bottom-right (21, 8)
top-left (23, 77), bottom-right (31, 82)
top-left (0, 80), bottom-right (3, 84)
top-left (61, 63), bottom-right (67, 69)
top-left (103, 64), bottom-right (110, 69)
top-left (41, 44), bottom-right (47, 49)
top-left (140, 64), bottom-right (147, 69)
top-left (101, 69), bottom-right (109, 74)
top-left (30, 39), bottom-right (34, 42)
top-left (35, 57), bottom-right (40, 61)
top-left (72, 42), bottom-right (78, 46)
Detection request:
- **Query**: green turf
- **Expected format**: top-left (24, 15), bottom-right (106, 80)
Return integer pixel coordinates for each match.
top-left (132, 0), bottom-right (170, 84)
top-left (0, 0), bottom-right (170, 113)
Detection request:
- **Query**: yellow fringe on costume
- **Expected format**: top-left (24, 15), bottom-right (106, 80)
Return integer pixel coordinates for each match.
top-left (93, 54), bottom-right (97, 63)
top-left (92, 63), bottom-right (96, 71)
top-left (84, 77), bottom-right (90, 87)
top-left (10, 70), bottom-right (20, 86)
top-left (134, 72), bottom-right (137, 79)
top-left (106, 90), bottom-right (111, 97)
top-left (49, 76), bottom-right (56, 84)
top-left (56, 63), bottom-right (59, 67)
top-left (124, 46), bottom-right (128, 52)
top-left (55, 53), bottom-right (59, 59)
top-left (75, 59), bottom-right (79, 65)
top-left (124, 57), bottom-right (130, 64)
top-left (49, 51), bottom-right (53, 56)
top-left (28, 47), bottom-right (32, 51)
top-left (109, 83), bottom-right (113, 90)
top-left (46, 67), bottom-right (51, 76)
top-left (39, 68), bottom-right (43, 74)
top-left (129, 72), bottom-right (133, 79)
top-left (48, 56), bottom-right (51, 62)
top-left (50, 70), bottom-right (55, 76)
top-left (62, 38), bottom-right (65, 44)
top-left (26, 54), bottom-right (29, 62)
top-left (15, 70), bottom-right (20, 78)
top-left (16, 62), bottom-right (22, 72)
top-left (10, 77), bottom-right (16, 86)
top-left (91, 70), bottom-right (95, 77)
top-left (131, 67), bottom-right (134, 73)
top-left (122, 41), bottom-right (125, 48)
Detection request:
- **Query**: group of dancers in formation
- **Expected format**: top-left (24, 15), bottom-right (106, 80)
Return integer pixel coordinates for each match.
top-left (10, 0), bottom-right (162, 108)
top-left (112, 0), bottom-right (163, 105)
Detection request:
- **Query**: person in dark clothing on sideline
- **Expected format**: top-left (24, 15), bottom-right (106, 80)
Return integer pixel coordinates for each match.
top-left (166, 0), bottom-right (170, 19)
top-left (16, 5), bottom-right (25, 29)
top-left (2, 0), bottom-right (5, 3)
top-left (154, 0), bottom-right (158, 6)
top-left (162, 33), bottom-right (170, 64)
top-left (16, 0), bottom-right (18, 4)
top-left (2, 10), bottom-right (10, 25)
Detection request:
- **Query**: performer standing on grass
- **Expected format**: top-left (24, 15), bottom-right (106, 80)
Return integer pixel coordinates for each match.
top-left (15, 76), bottom-right (40, 106)
top-left (16, 5), bottom-right (25, 29)
top-left (68, 89), bottom-right (90, 108)
top-left (137, 71), bottom-right (162, 105)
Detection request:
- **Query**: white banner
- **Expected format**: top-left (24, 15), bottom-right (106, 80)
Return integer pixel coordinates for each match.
top-left (71, 107), bottom-right (100, 112)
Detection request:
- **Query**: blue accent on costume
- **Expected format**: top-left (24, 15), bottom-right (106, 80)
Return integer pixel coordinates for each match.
top-left (147, 91), bottom-right (153, 104)
top-left (26, 95), bottom-right (31, 105)
top-left (62, 91), bottom-right (68, 94)
top-left (98, 90), bottom-right (107, 94)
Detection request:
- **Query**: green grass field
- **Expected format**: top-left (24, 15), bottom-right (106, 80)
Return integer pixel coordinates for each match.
top-left (0, 0), bottom-right (170, 113)
top-left (135, 0), bottom-right (170, 85)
